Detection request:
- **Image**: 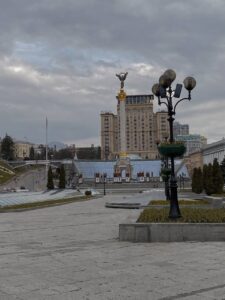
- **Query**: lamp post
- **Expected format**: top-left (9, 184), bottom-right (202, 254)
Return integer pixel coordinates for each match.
top-left (162, 133), bottom-right (170, 201)
top-left (152, 69), bottom-right (196, 218)
top-left (156, 138), bottom-right (170, 201)
top-left (103, 173), bottom-right (107, 195)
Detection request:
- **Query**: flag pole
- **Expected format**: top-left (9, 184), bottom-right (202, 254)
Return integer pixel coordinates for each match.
top-left (46, 117), bottom-right (48, 181)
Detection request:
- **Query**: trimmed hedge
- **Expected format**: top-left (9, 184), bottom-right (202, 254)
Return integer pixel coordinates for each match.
top-left (85, 190), bottom-right (92, 196)
top-left (149, 200), bottom-right (209, 206)
top-left (137, 208), bottom-right (225, 223)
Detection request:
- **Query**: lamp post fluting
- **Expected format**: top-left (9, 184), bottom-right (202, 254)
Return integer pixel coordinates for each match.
top-left (152, 69), bottom-right (196, 219)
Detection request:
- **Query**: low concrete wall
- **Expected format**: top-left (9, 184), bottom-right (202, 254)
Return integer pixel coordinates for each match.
top-left (204, 196), bottom-right (224, 208)
top-left (105, 203), bottom-right (141, 209)
top-left (119, 223), bottom-right (225, 242)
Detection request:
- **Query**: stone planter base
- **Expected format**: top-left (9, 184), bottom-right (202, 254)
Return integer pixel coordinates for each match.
top-left (119, 223), bottom-right (225, 242)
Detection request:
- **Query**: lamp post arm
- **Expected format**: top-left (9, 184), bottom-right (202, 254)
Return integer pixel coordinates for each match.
top-left (160, 101), bottom-right (169, 108)
top-left (173, 95), bottom-right (191, 114)
top-left (158, 97), bottom-right (169, 108)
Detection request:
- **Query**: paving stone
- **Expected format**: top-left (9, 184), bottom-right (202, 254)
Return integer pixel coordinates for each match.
top-left (0, 191), bottom-right (225, 299)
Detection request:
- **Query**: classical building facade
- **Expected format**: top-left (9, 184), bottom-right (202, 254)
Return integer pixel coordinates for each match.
top-left (184, 138), bottom-right (225, 175)
top-left (202, 138), bottom-right (225, 165)
top-left (14, 140), bottom-right (34, 159)
top-left (101, 94), bottom-right (170, 159)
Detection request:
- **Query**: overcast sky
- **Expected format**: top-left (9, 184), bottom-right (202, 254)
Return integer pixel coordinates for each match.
top-left (0, 0), bottom-right (225, 146)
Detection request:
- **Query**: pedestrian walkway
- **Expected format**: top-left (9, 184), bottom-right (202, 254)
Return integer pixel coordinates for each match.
top-left (0, 191), bottom-right (225, 299)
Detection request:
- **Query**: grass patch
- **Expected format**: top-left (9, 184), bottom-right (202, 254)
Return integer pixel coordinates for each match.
top-left (0, 172), bottom-right (14, 184)
top-left (0, 164), bottom-right (45, 185)
top-left (0, 160), bottom-right (15, 184)
top-left (14, 165), bottom-right (44, 174)
top-left (0, 160), bottom-right (14, 171)
top-left (178, 188), bottom-right (192, 193)
top-left (0, 195), bottom-right (93, 212)
top-left (138, 207), bottom-right (225, 223)
top-left (149, 199), bottom-right (209, 206)
top-left (211, 192), bottom-right (225, 197)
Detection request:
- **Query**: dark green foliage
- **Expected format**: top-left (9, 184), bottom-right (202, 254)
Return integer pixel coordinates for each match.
top-left (96, 146), bottom-right (101, 159)
top-left (203, 164), bottom-right (208, 192)
top-left (1, 134), bottom-right (15, 160)
top-left (149, 200), bottom-right (209, 205)
top-left (204, 163), bottom-right (214, 195)
top-left (212, 158), bottom-right (224, 194)
top-left (29, 146), bottom-right (35, 160)
top-left (47, 166), bottom-right (54, 190)
top-left (85, 190), bottom-right (92, 196)
top-left (137, 207), bottom-right (225, 223)
top-left (54, 148), bottom-right (74, 159)
top-left (192, 167), bottom-right (203, 194)
top-left (77, 145), bottom-right (101, 159)
top-left (58, 164), bottom-right (66, 189)
top-left (191, 168), bottom-right (198, 193)
top-left (220, 157), bottom-right (225, 183)
top-left (197, 167), bottom-right (203, 193)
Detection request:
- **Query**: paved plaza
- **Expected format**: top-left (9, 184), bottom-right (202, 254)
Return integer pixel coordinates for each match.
top-left (1, 191), bottom-right (225, 299)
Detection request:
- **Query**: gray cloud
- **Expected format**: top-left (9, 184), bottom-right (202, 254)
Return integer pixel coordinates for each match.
top-left (0, 0), bottom-right (225, 145)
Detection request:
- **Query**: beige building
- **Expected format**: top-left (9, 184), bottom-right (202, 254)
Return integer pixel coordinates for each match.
top-left (101, 94), bottom-right (170, 159)
top-left (184, 150), bottom-right (203, 176)
top-left (14, 141), bottom-right (34, 159)
top-left (101, 112), bottom-right (118, 160)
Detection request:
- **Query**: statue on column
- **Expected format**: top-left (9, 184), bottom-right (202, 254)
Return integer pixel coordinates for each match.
top-left (116, 72), bottom-right (128, 89)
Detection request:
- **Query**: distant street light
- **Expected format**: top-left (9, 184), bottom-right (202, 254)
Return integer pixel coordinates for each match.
top-left (152, 69), bottom-right (196, 219)
top-left (103, 173), bottom-right (107, 195)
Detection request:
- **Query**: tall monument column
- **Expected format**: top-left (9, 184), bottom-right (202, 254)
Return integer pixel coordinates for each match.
top-left (114, 72), bottom-right (132, 180)
top-left (116, 72), bottom-right (128, 158)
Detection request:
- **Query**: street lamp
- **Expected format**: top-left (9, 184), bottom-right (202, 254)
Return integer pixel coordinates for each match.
top-left (103, 173), bottom-right (107, 195)
top-left (156, 137), bottom-right (170, 201)
top-left (161, 133), bottom-right (170, 201)
top-left (152, 69), bottom-right (196, 218)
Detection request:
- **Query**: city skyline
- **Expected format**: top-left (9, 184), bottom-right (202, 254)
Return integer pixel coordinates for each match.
top-left (0, 1), bottom-right (225, 146)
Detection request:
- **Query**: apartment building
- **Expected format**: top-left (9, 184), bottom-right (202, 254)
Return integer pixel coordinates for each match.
top-left (101, 94), bottom-right (170, 159)
top-left (173, 121), bottom-right (189, 137)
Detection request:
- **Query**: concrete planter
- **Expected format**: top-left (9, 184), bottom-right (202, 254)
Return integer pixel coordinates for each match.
top-left (119, 223), bottom-right (225, 242)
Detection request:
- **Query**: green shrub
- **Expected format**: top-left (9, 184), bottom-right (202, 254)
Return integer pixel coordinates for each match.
top-left (137, 208), bottom-right (225, 223)
top-left (204, 164), bottom-right (214, 195)
top-left (203, 160), bottom-right (224, 195)
top-left (192, 167), bottom-right (203, 194)
top-left (47, 166), bottom-right (54, 190)
top-left (58, 164), bottom-right (66, 189)
top-left (220, 158), bottom-right (225, 182)
top-left (212, 158), bottom-right (224, 194)
top-left (191, 168), bottom-right (198, 193)
top-left (149, 200), bottom-right (209, 206)
top-left (85, 190), bottom-right (92, 196)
